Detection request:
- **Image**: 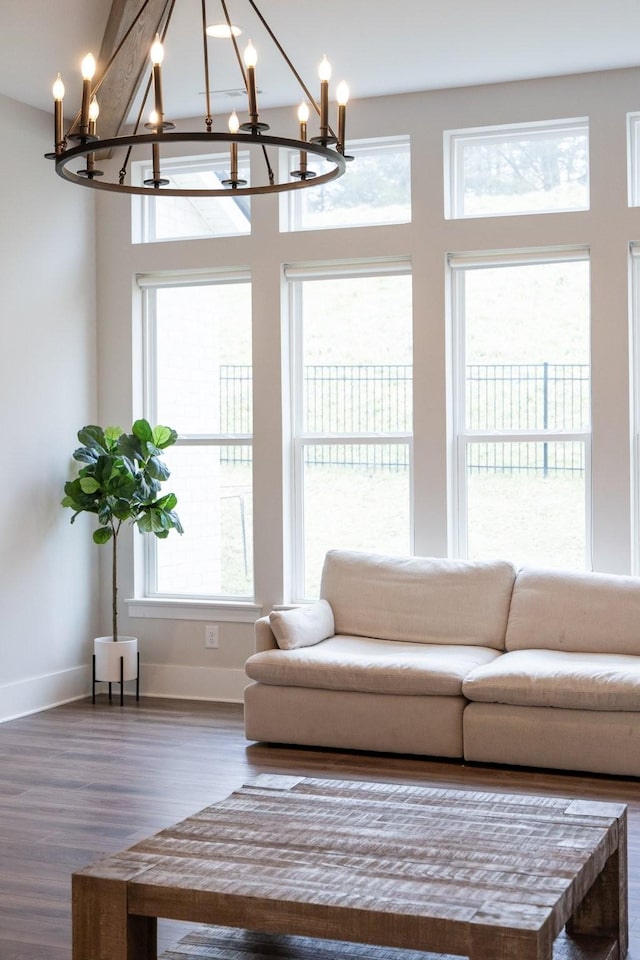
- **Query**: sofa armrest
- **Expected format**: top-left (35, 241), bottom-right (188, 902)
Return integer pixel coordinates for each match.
top-left (254, 615), bottom-right (278, 652)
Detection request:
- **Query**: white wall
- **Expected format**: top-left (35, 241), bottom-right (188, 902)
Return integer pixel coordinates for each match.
top-left (95, 67), bottom-right (640, 703)
top-left (0, 93), bottom-right (98, 721)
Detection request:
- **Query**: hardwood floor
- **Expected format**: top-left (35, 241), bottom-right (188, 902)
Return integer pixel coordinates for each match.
top-left (0, 696), bottom-right (637, 960)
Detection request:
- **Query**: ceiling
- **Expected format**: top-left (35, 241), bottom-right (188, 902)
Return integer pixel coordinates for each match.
top-left (3, 0), bottom-right (640, 122)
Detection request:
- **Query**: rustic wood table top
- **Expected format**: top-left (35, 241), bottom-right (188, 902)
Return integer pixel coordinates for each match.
top-left (72, 775), bottom-right (628, 960)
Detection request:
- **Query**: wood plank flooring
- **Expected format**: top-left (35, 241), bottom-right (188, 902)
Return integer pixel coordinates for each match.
top-left (0, 696), bottom-right (637, 960)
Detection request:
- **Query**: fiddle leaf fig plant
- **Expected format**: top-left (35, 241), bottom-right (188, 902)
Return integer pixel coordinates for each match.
top-left (62, 420), bottom-right (183, 641)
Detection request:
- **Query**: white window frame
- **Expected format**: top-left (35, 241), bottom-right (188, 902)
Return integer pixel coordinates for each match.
top-left (449, 247), bottom-right (592, 564)
top-left (630, 243), bottom-right (640, 572)
top-left (444, 118), bottom-right (590, 220)
top-left (627, 114), bottom-right (640, 208)
top-left (286, 258), bottom-right (414, 600)
top-left (133, 269), bottom-right (258, 616)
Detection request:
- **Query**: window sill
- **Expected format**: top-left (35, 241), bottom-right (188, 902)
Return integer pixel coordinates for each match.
top-left (125, 597), bottom-right (263, 623)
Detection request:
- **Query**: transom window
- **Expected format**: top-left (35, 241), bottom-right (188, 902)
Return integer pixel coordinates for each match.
top-left (281, 136), bottom-right (411, 233)
top-left (133, 154), bottom-right (251, 243)
top-left (445, 119), bottom-right (589, 219)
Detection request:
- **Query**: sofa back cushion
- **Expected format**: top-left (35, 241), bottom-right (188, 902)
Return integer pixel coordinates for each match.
top-left (320, 550), bottom-right (516, 649)
top-left (506, 567), bottom-right (640, 655)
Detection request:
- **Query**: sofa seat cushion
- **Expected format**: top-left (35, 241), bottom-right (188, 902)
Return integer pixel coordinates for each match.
top-left (245, 635), bottom-right (501, 696)
top-left (462, 649), bottom-right (640, 711)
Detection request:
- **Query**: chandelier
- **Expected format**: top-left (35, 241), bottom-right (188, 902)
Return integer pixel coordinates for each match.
top-left (45, 0), bottom-right (351, 197)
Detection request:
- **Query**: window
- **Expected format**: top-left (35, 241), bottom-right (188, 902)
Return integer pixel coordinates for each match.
top-left (281, 136), bottom-right (411, 232)
top-left (445, 119), bottom-right (589, 219)
top-left (450, 251), bottom-right (591, 569)
top-left (630, 243), bottom-right (640, 570)
top-left (628, 114), bottom-right (640, 207)
top-left (140, 273), bottom-right (253, 599)
top-left (287, 261), bottom-right (413, 598)
top-left (133, 154), bottom-right (251, 243)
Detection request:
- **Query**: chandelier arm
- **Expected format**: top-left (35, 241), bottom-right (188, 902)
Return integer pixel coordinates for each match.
top-left (246, 0), bottom-right (337, 139)
top-left (119, 71), bottom-right (154, 182)
top-left (260, 144), bottom-right (275, 185)
top-left (220, 0), bottom-right (248, 90)
top-left (201, 0), bottom-right (213, 129)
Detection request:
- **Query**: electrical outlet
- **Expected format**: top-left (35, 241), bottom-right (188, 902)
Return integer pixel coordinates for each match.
top-left (205, 624), bottom-right (219, 649)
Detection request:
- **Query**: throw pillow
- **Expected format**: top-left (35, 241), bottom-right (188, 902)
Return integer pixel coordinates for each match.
top-left (270, 600), bottom-right (335, 650)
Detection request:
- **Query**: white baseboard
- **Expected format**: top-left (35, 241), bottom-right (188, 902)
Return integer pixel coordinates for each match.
top-left (138, 663), bottom-right (247, 703)
top-left (0, 665), bottom-right (91, 723)
top-left (0, 663), bottom-right (247, 722)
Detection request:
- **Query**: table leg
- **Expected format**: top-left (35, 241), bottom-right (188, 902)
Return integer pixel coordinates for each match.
top-left (73, 873), bottom-right (157, 960)
top-left (566, 813), bottom-right (628, 959)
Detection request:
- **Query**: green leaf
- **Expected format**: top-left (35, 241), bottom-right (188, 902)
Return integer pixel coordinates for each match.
top-left (98, 503), bottom-right (113, 526)
top-left (146, 456), bottom-right (170, 482)
top-left (145, 442), bottom-right (164, 458)
top-left (92, 526), bottom-right (113, 545)
top-left (79, 477), bottom-right (101, 494)
top-left (132, 419), bottom-right (153, 443)
top-left (73, 446), bottom-right (98, 464)
top-left (166, 509), bottom-right (184, 534)
top-left (152, 425), bottom-right (178, 449)
top-left (156, 492), bottom-right (177, 511)
top-left (77, 425), bottom-right (107, 453)
top-left (132, 475), bottom-right (156, 503)
top-left (135, 511), bottom-right (155, 534)
top-left (104, 426), bottom-right (123, 451)
top-left (117, 434), bottom-right (144, 464)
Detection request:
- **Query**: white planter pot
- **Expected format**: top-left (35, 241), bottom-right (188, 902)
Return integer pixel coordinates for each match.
top-left (93, 636), bottom-right (139, 682)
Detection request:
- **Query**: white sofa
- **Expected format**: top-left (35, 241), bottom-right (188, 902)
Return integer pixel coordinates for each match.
top-left (244, 549), bottom-right (640, 778)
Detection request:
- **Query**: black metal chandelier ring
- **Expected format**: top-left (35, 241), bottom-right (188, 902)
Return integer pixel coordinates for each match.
top-left (55, 131), bottom-right (347, 197)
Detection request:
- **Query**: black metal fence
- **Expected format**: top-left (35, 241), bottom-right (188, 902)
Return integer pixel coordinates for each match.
top-left (220, 363), bottom-right (589, 475)
top-left (466, 362), bottom-right (589, 432)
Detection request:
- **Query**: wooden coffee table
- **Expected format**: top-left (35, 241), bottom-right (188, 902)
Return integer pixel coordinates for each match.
top-left (72, 775), bottom-right (628, 960)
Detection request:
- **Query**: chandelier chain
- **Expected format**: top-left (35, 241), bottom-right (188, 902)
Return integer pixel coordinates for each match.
top-left (200, 0), bottom-right (213, 130)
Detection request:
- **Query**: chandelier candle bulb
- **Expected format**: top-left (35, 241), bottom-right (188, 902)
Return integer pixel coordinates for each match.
top-left (222, 111), bottom-right (247, 188)
top-left (79, 53), bottom-right (96, 137)
top-left (152, 142), bottom-right (161, 183)
top-left (244, 41), bottom-right (259, 125)
top-left (229, 111), bottom-right (239, 180)
top-left (298, 101), bottom-right (309, 174)
top-left (337, 81), bottom-right (349, 152)
top-left (150, 35), bottom-right (165, 123)
top-left (88, 96), bottom-right (99, 137)
top-left (78, 95), bottom-right (103, 178)
top-left (85, 97), bottom-right (99, 174)
top-left (52, 73), bottom-right (64, 154)
top-left (319, 55), bottom-right (331, 139)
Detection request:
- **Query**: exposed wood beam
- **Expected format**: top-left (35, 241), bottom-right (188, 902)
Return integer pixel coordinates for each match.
top-left (94, 0), bottom-right (174, 140)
